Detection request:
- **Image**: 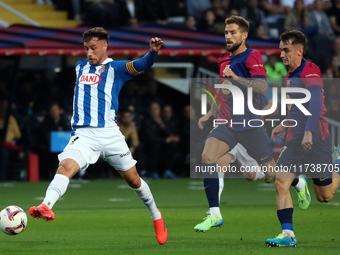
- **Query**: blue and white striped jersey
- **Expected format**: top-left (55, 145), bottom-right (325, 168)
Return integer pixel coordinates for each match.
top-left (71, 58), bottom-right (135, 128)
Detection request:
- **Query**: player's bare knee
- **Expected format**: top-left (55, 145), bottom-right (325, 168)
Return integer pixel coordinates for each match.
top-left (127, 179), bottom-right (140, 189)
top-left (56, 160), bottom-right (78, 178)
top-left (125, 175), bottom-right (141, 189)
top-left (202, 152), bottom-right (216, 164)
top-left (275, 179), bottom-right (289, 194)
top-left (56, 164), bottom-right (68, 176)
top-left (316, 194), bottom-right (333, 203)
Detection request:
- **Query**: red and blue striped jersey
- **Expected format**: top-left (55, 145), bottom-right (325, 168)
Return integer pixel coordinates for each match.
top-left (217, 48), bottom-right (267, 131)
top-left (284, 59), bottom-right (329, 143)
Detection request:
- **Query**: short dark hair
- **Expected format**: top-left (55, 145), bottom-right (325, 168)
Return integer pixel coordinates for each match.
top-left (280, 30), bottom-right (307, 50)
top-left (225, 15), bottom-right (249, 33)
top-left (83, 27), bottom-right (110, 43)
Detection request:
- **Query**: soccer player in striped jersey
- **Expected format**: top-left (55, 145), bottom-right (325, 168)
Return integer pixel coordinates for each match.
top-left (266, 30), bottom-right (340, 247)
top-left (29, 27), bottom-right (167, 245)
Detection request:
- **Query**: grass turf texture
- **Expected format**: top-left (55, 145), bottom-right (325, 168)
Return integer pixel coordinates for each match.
top-left (0, 178), bottom-right (339, 255)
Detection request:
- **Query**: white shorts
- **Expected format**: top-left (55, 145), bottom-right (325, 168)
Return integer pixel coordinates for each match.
top-left (58, 126), bottom-right (136, 171)
top-left (229, 143), bottom-right (260, 172)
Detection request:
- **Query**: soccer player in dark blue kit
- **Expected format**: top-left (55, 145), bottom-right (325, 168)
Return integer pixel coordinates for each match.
top-left (194, 16), bottom-right (281, 232)
top-left (266, 30), bottom-right (340, 247)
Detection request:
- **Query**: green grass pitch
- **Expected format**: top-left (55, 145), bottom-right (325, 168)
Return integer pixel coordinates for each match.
top-left (0, 178), bottom-right (339, 255)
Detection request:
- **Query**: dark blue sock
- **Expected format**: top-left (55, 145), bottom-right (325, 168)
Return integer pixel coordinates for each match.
top-left (203, 163), bottom-right (219, 208)
top-left (277, 208), bottom-right (293, 231)
top-left (291, 178), bottom-right (299, 187)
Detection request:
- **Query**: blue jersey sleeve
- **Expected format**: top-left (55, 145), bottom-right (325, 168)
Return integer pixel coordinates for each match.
top-left (133, 51), bottom-right (158, 72)
top-left (125, 51), bottom-right (158, 76)
top-left (258, 83), bottom-right (272, 109)
top-left (305, 87), bottom-right (322, 132)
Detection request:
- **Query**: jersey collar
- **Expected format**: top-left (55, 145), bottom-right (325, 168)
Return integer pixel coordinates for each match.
top-left (100, 58), bottom-right (113, 65)
top-left (289, 58), bottom-right (307, 75)
top-left (229, 48), bottom-right (251, 58)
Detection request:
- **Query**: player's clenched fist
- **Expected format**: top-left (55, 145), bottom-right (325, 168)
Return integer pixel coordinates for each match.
top-left (271, 124), bottom-right (285, 142)
top-left (223, 66), bottom-right (238, 80)
top-left (150, 37), bottom-right (163, 53)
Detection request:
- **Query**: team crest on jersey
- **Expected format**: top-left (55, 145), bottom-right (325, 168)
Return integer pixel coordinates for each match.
top-left (224, 65), bottom-right (230, 69)
top-left (79, 73), bottom-right (102, 85)
top-left (98, 65), bottom-right (105, 73)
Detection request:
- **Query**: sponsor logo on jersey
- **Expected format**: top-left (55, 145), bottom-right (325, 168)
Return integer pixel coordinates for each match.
top-left (120, 151), bottom-right (131, 158)
top-left (79, 73), bottom-right (102, 85)
top-left (70, 136), bottom-right (79, 145)
top-left (305, 73), bottom-right (320, 77)
top-left (260, 155), bottom-right (269, 161)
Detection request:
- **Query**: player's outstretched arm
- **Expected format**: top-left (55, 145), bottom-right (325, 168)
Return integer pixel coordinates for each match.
top-left (128, 37), bottom-right (164, 74)
top-left (223, 67), bottom-right (267, 96)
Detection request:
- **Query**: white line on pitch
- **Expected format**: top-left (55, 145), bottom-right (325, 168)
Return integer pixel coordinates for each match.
top-left (0, 183), bottom-right (14, 187)
top-left (325, 202), bottom-right (340, 206)
top-left (188, 186), bottom-right (205, 190)
top-left (35, 197), bottom-right (63, 201)
top-left (258, 188), bottom-right (276, 192)
top-left (117, 185), bottom-right (131, 189)
top-left (257, 183), bottom-right (275, 187)
top-left (109, 198), bottom-right (131, 202)
top-left (189, 181), bottom-right (203, 185)
top-left (69, 184), bottom-right (81, 188)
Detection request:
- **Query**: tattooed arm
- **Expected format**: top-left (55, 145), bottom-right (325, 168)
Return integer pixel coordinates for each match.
top-left (235, 76), bottom-right (268, 96)
top-left (223, 66), bottom-right (268, 96)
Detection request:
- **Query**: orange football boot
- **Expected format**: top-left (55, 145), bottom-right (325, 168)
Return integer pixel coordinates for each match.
top-left (153, 209), bottom-right (167, 245)
top-left (29, 203), bottom-right (55, 223)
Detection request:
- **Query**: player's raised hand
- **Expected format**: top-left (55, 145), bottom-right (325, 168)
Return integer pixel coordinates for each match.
top-left (301, 131), bottom-right (313, 150)
top-left (150, 37), bottom-right (163, 53)
top-left (198, 114), bottom-right (210, 130)
top-left (271, 124), bottom-right (285, 142)
top-left (223, 66), bottom-right (238, 80)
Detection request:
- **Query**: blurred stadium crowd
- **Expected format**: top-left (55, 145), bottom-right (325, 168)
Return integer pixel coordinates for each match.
top-left (0, 66), bottom-right (191, 181)
top-left (0, 0), bottom-right (340, 181)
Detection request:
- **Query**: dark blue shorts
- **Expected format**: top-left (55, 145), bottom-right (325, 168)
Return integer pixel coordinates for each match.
top-left (276, 136), bottom-right (333, 186)
top-left (206, 125), bottom-right (273, 163)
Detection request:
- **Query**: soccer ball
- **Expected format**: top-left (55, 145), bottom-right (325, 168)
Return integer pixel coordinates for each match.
top-left (0, 206), bottom-right (27, 235)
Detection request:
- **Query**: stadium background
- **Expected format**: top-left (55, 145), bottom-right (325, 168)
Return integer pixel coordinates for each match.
top-left (0, 0), bottom-right (340, 180)
top-left (0, 1), bottom-right (340, 254)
